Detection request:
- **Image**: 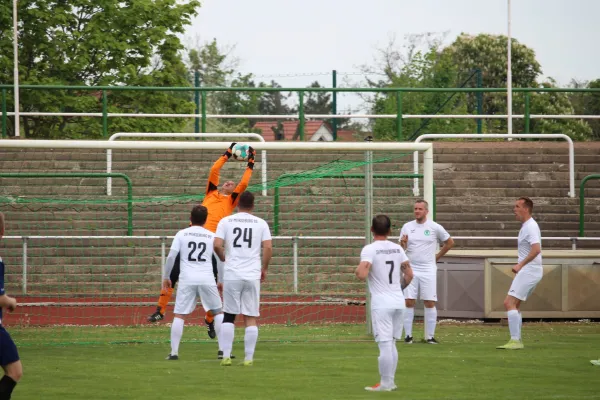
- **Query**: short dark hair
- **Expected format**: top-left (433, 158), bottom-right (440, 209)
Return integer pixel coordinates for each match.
top-left (190, 205), bottom-right (208, 226)
top-left (238, 191), bottom-right (254, 210)
top-left (518, 197), bottom-right (534, 213)
top-left (371, 214), bottom-right (391, 236)
top-left (415, 199), bottom-right (429, 210)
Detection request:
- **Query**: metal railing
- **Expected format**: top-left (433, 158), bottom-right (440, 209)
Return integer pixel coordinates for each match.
top-left (106, 132), bottom-right (268, 196)
top-left (3, 235), bottom-right (598, 295)
top-left (2, 85), bottom-right (600, 140)
top-left (579, 174), bottom-right (600, 237)
top-left (0, 173), bottom-right (133, 236)
top-left (413, 133), bottom-right (575, 198)
top-left (272, 173), bottom-right (437, 235)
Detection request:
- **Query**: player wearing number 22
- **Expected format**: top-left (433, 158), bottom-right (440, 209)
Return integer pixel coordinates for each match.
top-left (399, 199), bottom-right (454, 344)
top-left (356, 215), bottom-right (414, 392)
top-left (214, 191), bottom-right (273, 367)
top-left (163, 205), bottom-right (225, 360)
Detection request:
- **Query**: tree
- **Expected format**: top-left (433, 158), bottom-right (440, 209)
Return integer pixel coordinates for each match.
top-left (0, 0), bottom-right (200, 138)
top-left (444, 34), bottom-right (592, 139)
top-left (363, 34), bottom-right (473, 140)
top-left (257, 80), bottom-right (292, 116)
top-left (568, 79), bottom-right (600, 140)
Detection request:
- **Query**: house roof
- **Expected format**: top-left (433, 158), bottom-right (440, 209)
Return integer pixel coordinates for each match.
top-left (253, 120), bottom-right (368, 141)
top-left (253, 120), bottom-right (331, 141)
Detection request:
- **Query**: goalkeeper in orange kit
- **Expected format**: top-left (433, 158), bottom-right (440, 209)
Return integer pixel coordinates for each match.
top-left (147, 143), bottom-right (255, 356)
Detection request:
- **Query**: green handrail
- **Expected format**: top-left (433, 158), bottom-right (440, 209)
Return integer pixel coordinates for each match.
top-left (273, 173), bottom-right (436, 235)
top-left (579, 174), bottom-right (600, 237)
top-left (0, 173), bottom-right (133, 236)
top-left (1, 84), bottom-right (599, 93)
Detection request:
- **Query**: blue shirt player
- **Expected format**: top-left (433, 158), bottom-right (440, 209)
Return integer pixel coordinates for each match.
top-left (0, 212), bottom-right (22, 400)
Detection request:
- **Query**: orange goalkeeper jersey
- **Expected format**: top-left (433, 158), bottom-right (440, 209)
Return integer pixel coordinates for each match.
top-left (202, 154), bottom-right (253, 233)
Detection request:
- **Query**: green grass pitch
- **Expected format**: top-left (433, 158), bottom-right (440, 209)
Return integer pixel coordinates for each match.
top-left (10, 322), bottom-right (600, 399)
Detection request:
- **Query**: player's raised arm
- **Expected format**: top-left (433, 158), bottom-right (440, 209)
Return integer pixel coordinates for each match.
top-left (231, 146), bottom-right (255, 207)
top-left (206, 143), bottom-right (237, 195)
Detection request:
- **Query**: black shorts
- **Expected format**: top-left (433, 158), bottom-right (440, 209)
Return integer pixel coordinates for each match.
top-left (0, 326), bottom-right (19, 366)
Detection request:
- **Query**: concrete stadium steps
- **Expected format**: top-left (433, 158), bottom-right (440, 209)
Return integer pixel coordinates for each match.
top-left (1, 142), bottom-right (599, 296)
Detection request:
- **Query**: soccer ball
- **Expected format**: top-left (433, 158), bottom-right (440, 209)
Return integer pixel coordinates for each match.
top-left (232, 143), bottom-right (250, 161)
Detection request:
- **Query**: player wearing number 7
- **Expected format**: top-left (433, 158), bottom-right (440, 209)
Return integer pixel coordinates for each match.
top-left (356, 215), bottom-right (413, 392)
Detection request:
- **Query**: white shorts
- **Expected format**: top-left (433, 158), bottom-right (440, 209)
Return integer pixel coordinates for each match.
top-left (223, 280), bottom-right (261, 317)
top-left (403, 271), bottom-right (437, 301)
top-left (508, 269), bottom-right (543, 301)
top-left (173, 284), bottom-right (222, 315)
top-left (371, 308), bottom-right (405, 343)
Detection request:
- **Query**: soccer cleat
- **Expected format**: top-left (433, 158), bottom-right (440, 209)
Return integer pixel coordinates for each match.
top-left (241, 360), bottom-right (253, 367)
top-left (426, 337), bottom-right (439, 344)
top-left (404, 335), bottom-right (413, 344)
top-left (205, 318), bottom-right (216, 339)
top-left (364, 383), bottom-right (395, 392)
top-left (218, 350), bottom-right (235, 360)
top-left (147, 309), bottom-right (164, 323)
top-left (220, 358), bottom-right (232, 366)
top-left (165, 354), bottom-right (178, 360)
top-left (496, 339), bottom-right (524, 350)
top-left (590, 360), bottom-right (600, 366)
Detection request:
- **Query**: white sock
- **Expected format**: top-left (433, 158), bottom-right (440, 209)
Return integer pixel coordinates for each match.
top-left (424, 307), bottom-right (437, 340)
top-left (214, 313), bottom-right (224, 351)
top-left (507, 309), bottom-right (520, 341)
top-left (170, 317), bottom-right (184, 356)
top-left (518, 311), bottom-right (523, 337)
top-left (391, 340), bottom-right (398, 385)
top-left (244, 326), bottom-right (259, 362)
top-left (403, 307), bottom-right (414, 338)
top-left (377, 340), bottom-right (395, 388)
top-left (220, 322), bottom-right (235, 359)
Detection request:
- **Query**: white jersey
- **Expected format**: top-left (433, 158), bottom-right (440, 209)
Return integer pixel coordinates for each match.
top-left (360, 240), bottom-right (409, 310)
top-left (518, 217), bottom-right (542, 271)
top-left (215, 212), bottom-right (272, 281)
top-left (170, 226), bottom-right (216, 285)
top-left (399, 219), bottom-right (450, 272)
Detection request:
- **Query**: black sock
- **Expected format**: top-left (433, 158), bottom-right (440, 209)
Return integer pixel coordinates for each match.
top-left (0, 375), bottom-right (17, 400)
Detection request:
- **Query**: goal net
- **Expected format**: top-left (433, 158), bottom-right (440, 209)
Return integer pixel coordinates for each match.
top-left (0, 139), bottom-right (433, 345)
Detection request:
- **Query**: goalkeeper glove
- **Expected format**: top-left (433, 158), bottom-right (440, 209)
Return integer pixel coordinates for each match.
top-left (224, 142), bottom-right (237, 159)
top-left (247, 146), bottom-right (256, 170)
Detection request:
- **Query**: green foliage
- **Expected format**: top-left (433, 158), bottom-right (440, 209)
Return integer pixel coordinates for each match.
top-left (445, 34), bottom-right (592, 139)
top-left (0, 0), bottom-right (200, 138)
top-left (569, 79), bottom-right (600, 140)
top-left (371, 46), bottom-right (474, 141)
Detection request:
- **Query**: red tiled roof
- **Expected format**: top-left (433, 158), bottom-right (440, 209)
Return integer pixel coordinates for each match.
top-left (253, 120), bottom-right (331, 141)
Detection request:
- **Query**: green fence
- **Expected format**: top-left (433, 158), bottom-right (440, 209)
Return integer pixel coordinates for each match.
top-left (0, 173), bottom-right (133, 236)
top-left (2, 84), bottom-right (600, 140)
top-left (579, 174), bottom-right (600, 237)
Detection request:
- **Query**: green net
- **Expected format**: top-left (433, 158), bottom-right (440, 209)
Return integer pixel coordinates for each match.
top-left (0, 145), bottom-right (426, 345)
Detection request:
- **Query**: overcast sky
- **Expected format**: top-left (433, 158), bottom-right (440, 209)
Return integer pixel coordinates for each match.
top-left (186, 0), bottom-right (599, 113)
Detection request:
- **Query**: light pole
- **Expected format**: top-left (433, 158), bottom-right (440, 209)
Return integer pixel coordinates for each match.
top-left (507, 0), bottom-right (513, 136)
top-left (13, 0), bottom-right (20, 137)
